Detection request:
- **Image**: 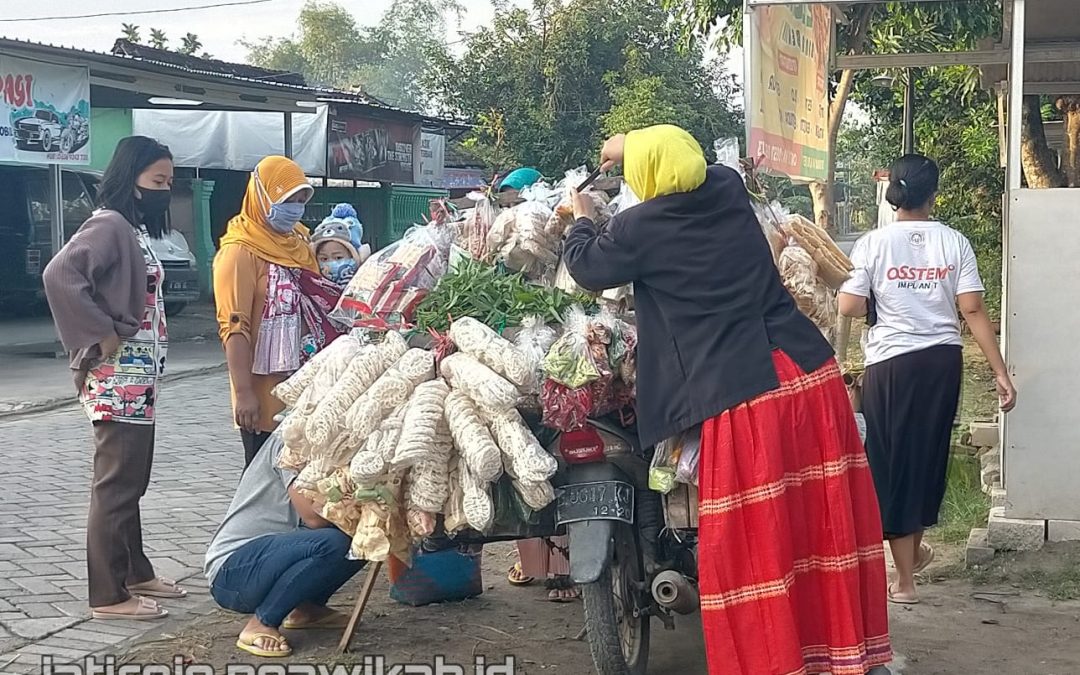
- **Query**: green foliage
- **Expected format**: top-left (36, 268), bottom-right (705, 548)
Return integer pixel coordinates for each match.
top-left (149, 28), bottom-right (168, 50)
top-left (426, 0), bottom-right (741, 175)
top-left (179, 33), bottom-right (204, 57)
top-left (121, 23), bottom-right (141, 43)
top-left (242, 0), bottom-right (456, 110)
top-left (414, 257), bottom-right (593, 332)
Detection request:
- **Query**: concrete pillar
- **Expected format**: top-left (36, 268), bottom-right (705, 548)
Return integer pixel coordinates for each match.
top-left (192, 179), bottom-right (217, 302)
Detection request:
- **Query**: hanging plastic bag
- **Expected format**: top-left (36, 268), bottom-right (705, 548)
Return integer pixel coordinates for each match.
top-left (461, 192), bottom-right (497, 260)
top-left (331, 223), bottom-right (454, 331)
top-left (649, 434), bottom-right (681, 494)
top-left (543, 307), bottom-right (600, 389)
top-left (513, 315), bottom-right (558, 394)
top-left (713, 137), bottom-right (743, 177)
top-left (675, 425), bottom-right (702, 486)
top-left (540, 379), bottom-right (593, 432)
top-left (608, 179), bottom-right (641, 216)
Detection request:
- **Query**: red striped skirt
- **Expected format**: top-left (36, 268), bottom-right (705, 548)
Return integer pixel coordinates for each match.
top-left (698, 351), bottom-right (891, 675)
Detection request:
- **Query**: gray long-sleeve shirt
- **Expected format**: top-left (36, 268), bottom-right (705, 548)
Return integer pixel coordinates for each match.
top-left (43, 209), bottom-right (146, 370)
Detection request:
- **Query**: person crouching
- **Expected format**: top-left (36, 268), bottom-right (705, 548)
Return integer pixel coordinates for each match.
top-left (205, 431), bottom-right (365, 657)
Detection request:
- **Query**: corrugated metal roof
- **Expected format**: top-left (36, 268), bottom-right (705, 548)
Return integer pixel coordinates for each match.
top-left (111, 39), bottom-right (306, 86)
top-left (0, 35), bottom-right (468, 128)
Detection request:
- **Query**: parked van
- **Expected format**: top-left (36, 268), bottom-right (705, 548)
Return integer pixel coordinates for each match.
top-left (0, 164), bottom-right (199, 315)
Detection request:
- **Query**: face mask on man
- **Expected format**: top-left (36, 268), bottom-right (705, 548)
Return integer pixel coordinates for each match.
top-left (320, 258), bottom-right (358, 285)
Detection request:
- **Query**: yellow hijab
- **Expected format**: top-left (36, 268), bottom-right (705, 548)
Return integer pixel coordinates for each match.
top-left (623, 125), bottom-right (708, 202)
top-left (219, 156), bottom-right (318, 272)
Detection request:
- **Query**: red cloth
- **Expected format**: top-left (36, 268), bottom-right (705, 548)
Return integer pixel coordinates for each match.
top-left (698, 351), bottom-right (891, 675)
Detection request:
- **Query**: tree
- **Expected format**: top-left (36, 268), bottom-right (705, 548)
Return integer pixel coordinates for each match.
top-left (243, 1), bottom-right (378, 89)
top-left (665, 0), bottom-right (998, 232)
top-left (179, 33), bottom-right (204, 56)
top-left (242, 0), bottom-right (456, 110)
top-left (121, 23), bottom-right (141, 43)
top-left (427, 0), bottom-right (741, 175)
top-left (149, 28), bottom-right (168, 50)
top-left (358, 0), bottom-right (462, 110)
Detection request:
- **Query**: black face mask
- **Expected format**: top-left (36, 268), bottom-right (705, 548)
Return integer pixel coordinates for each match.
top-left (136, 187), bottom-right (172, 223)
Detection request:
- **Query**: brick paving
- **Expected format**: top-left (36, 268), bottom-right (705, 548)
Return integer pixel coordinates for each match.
top-left (0, 373), bottom-right (238, 674)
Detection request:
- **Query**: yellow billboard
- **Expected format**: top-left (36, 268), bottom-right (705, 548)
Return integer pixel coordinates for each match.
top-left (747, 3), bottom-right (831, 182)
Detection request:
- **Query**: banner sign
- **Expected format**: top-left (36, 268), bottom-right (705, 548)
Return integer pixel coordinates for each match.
top-left (746, 3), bottom-right (831, 181)
top-left (415, 132), bottom-right (446, 187)
top-left (0, 55), bottom-right (91, 165)
top-left (328, 110), bottom-right (418, 183)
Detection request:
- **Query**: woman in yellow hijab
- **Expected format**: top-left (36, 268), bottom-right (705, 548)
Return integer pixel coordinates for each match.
top-left (564, 125), bottom-right (892, 675)
top-left (214, 156), bottom-right (345, 467)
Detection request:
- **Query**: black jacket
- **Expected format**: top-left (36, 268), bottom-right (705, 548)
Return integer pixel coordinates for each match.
top-left (563, 165), bottom-right (834, 448)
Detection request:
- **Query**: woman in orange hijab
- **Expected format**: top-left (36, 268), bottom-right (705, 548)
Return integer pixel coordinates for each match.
top-left (214, 156), bottom-right (345, 467)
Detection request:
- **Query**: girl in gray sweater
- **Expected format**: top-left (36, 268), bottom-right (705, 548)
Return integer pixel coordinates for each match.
top-left (43, 136), bottom-right (186, 620)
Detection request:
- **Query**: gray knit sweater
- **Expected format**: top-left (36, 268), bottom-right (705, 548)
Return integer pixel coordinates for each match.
top-left (43, 209), bottom-right (146, 369)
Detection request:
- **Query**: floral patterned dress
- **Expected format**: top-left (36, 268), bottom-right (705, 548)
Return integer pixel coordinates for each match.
top-left (80, 231), bottom-right (168, 425)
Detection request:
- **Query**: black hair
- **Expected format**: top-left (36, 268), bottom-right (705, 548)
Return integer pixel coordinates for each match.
top-left (885, 154), bottom-right (939, 211)
top-left (97, 136), bottom-right (174, 238)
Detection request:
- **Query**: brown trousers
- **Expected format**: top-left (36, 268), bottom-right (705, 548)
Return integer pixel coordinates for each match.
top-left (87, 421), bottom-right (157, 607)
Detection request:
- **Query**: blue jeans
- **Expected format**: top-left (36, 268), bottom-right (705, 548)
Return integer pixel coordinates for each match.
top-left (210, 528), bottom-right (364, 628)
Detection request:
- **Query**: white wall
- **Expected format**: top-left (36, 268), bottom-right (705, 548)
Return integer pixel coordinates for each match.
top-left (1002, 188), bottom-right (1080, 519)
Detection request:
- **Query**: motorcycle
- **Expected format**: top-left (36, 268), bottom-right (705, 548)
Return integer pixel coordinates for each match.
top-left (549, 417), bottom-right (699, 675)
top-left (60, 115), bottom-right (89, 155)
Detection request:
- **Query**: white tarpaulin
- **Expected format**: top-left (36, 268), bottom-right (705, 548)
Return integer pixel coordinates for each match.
top-left (415, 131), bottom-right (445, 187)
top-left (132, 105), bottom-right (328, 175)
top-left (0, 55), bottom-right (91, 165)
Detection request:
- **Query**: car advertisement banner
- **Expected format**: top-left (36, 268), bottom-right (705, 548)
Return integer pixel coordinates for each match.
top-left (746, 3), bottom-right (831, 182)
top-left (328, 109), bottom-right (418, 183)
top-left (0, 55), bottom-right (91, 165)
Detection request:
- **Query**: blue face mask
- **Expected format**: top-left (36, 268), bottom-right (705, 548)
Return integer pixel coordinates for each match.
top-left (320, 258), bottom-right (358, 285)
top-left (267, 202), bottom-right (305, 234)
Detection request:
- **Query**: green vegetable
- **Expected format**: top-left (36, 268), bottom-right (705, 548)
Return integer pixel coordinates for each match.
top-left (415, 258), bottom-right (593, 333)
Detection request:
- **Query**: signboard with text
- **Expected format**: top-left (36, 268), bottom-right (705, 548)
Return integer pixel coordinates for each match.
top-left (415, 132), bottom-right (446, 187)
top-left (0, 55), bottom-right (91, 165)
top-left (328, 110), bottom-right (418, 183)
top-left (746, 3), bottom-right (831, 182)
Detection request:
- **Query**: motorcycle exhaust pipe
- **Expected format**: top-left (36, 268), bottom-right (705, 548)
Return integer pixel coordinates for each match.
top-left (651, 570), bottom-right (699, 615)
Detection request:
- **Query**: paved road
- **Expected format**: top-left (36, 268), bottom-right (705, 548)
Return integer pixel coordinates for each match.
top-left (0, 373), bottom-right (238, 673)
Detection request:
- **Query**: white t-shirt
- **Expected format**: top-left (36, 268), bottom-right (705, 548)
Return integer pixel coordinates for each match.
top-left (840, 220), bottom-right (984, 366)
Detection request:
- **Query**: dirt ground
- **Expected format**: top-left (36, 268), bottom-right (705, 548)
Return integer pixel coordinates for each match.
top-left (119, 542), bottom-right (1080, 674)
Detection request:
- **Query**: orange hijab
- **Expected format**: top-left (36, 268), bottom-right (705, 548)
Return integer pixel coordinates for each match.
top-left (219, 156), bottom-right (318, 272)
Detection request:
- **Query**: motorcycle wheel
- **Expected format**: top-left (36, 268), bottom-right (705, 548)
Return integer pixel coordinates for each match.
top-left (581, 522), bottom-right (650, 675)
top-left (60, 130), bottom-right (73, 154)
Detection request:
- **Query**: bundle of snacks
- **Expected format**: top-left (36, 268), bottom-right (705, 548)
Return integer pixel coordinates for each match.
top-left (779, 246), bottom-right (837, 339)
top-left (460, 193), bottom-right (497, 260)
top-left (449, 317), bottom-right (533, 389)
top-left (332, 223), bottom-right (454, 330)
top-left (391, 380), bottom-right (452, 469)
top-left (349, 405), bottom-right (406, 483)
top-left (341, 348), bottom-right (436, 456)
top-left (461, 462), bottom-right (496, 531)
top-left (444, 390), bottom-right (502, 483)
top-left (487, 201), bottom-right (560, 278)
top-left (487, 409), bottom-right (559, 484)
top-left (306, 334), bottom-right (407, 450)
top-left (782, 214), bottom-right (853, 290)
top-left (439, 353), bottom-right (519, 416)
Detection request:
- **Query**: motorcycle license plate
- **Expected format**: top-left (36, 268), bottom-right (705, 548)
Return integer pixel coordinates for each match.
top-left (556, 481), bottom-right (634, 525)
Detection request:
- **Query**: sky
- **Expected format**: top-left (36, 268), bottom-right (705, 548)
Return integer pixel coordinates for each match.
top-left (0, 0), bottom-right (509, 62)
